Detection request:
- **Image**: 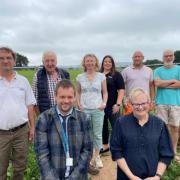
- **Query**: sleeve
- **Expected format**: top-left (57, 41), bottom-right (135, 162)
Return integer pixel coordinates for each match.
top-left (158, 122), bottom-right (174, 166)
top-left (115, 72), bottom-right (125, 90)
top-left (110, 118), bottom-right (124, 161)
top-left (178, 66), bottom-right (180, 80)
top-left (121, 68), bottom-right (127, 83)
top-left (153, 68), bottom-right (160, 80)
top-left (34, 114), bottom-right (58, 179)
top-left (101, 73), bottom-right (106, 81)
top-left (149, 68), bottom-right (154, 82)
top-left (76, 74), bottom-right (80, 82)
top-left (24, 77), bottom-right (36, 106)
top-left (32, 72), bottom-right (38, 104)
top-left (69, 114), bottom-right (93, 179)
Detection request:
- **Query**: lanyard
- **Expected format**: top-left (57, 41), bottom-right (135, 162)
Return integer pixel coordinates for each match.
top-left (58, 114), bottom-right (70, 157)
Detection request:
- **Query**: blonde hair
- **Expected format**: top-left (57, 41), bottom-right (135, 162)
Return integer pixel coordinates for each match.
top-left (129, 88), bottom-right (150, 102)
top-left (81, 54), bottom-right (100, 72)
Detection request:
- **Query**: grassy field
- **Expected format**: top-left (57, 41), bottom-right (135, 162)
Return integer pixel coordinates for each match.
top-left (7, 69), bottom-right (180, 179)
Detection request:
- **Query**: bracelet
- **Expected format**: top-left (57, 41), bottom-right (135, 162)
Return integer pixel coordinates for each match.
top-left (155, 173), bottom-right (162, 179)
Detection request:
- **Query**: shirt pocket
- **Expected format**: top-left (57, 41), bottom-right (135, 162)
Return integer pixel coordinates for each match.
top-left (11, 86), bottom-right (25, 101)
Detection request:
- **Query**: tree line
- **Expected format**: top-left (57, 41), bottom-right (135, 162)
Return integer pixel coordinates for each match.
top-left (15, 50), bottom-right (180, 67)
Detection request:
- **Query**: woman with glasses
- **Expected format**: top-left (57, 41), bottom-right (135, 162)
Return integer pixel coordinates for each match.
top-left (110, 88), bottom-right (174, 180)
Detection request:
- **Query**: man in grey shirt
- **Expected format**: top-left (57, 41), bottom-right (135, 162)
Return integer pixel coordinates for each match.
top-left (121, 51), bottom-right (155, 115)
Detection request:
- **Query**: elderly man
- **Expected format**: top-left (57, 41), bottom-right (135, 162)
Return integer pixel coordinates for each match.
top-left (35, 79), bottom-right (93, 180)
top-left (32, 50), bottom-right (70, 114)
top-left (121, 51), bottom-right (155, 115)
top-left (154, 50), bottom-right (180, 162)
top-left (0, 47), bottom-right (36, 180)
top-left (111, 88), bottom-right (174, 180)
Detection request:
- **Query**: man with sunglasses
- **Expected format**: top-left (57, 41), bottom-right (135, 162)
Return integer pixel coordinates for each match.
top-left (110, 88), bottom-right (173, 180)
top-left (154, 49), bottom-right (180, 163)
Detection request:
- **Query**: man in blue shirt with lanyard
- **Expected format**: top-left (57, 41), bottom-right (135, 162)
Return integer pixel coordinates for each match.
top-left (35, 79), bottom-right (93, 180)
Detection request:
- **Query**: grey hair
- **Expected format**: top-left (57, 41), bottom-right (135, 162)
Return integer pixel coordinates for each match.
top-left (42, 50), bottom-right (57, 62)
top-left (163, 49), bottom-right (174, 60)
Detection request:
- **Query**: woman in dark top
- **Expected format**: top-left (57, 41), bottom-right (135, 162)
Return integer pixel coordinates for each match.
top-left (110, 88), bottom-right (174, 180)
top-left (100, 55), bottom-right (125, 153)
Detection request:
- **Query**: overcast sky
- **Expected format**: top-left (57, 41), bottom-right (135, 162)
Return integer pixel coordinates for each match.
top-left (0, 0), bottom-right (180, 66)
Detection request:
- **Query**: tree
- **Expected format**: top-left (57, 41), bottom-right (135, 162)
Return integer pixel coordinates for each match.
top-left (15, 53), bottom-right (29, 67)
top-left (174, 50), bottom-right (180, 63)
top-left (143, 59), bottom-right (163, 69)
top-left (144, 59), bottom-right (162, 65)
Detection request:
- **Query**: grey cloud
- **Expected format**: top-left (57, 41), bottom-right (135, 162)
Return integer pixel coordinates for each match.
top-left (0, 0), bottom-right (180, 66)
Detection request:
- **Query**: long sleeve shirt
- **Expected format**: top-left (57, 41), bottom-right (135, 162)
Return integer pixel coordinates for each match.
top-left (110, 113), bottom-right (174, 180)
top-left (35, 107), bottom-right (93, 180)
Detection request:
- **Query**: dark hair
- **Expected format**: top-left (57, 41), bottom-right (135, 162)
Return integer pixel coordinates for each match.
top-left (55, 79), bottom-right (75, 95)
top-left (0, 47), bottom-right (16, 60)
top-left (100, 55), bottom-right (116, 75)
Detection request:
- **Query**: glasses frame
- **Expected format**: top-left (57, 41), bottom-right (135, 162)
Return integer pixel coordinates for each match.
top-left (131, 101), bottom-right (149, 109)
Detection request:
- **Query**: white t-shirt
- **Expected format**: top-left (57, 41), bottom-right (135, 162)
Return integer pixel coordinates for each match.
top-left (0, 72), bottom-right (36, 130)
top-left (76, 72), bottom-right (105, 109)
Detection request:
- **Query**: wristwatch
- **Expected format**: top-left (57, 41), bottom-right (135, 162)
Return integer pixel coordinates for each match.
top-left (155, 173), bottom-right (162, 179)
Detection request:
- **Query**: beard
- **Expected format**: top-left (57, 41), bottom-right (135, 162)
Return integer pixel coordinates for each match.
top-left (164, 61), bottom-right (174, 68)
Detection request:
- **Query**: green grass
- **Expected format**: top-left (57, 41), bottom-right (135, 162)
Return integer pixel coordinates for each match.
top-left (7, 69), bottom-right (180, 180)
top-left (18, 69), bottom-right (36, 84)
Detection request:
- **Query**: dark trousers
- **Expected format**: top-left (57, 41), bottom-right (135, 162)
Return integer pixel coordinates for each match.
top-left (102, 112), bottom-right (119, 144)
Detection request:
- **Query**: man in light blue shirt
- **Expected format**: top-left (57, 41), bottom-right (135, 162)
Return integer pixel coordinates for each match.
top-left (154, 49), bottom-right (180, 163)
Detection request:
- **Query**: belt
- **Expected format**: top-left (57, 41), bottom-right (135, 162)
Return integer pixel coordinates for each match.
top-left (0, 122), bottom-right (28, 132)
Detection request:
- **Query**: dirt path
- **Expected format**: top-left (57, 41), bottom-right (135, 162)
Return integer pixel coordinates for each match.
top-left (90, 152), bottom-right (117, 180)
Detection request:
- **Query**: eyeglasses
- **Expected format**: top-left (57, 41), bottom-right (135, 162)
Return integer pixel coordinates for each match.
top-left (131, 102), bottom-right (149, 109)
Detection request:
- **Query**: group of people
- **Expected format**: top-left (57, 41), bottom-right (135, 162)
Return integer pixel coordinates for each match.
top-left (0, 46), bottom-right (179, 180)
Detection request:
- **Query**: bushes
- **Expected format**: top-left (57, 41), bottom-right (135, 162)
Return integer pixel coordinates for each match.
top-left (24, 144), bottom-right (40, 180)
top-left (7, 144), bottom-right (40, 180)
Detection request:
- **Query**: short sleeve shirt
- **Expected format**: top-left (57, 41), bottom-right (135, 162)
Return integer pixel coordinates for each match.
top-left (121, 65), bottom-right (153, 97)
top-left (76, 72), bottom-right (105, 109)
top-left (0, 72), bottom-right (36, 130)
top-left (106, 71), bottom-right (125, 108)
top-left (154, 65), bottom-right (180, 105)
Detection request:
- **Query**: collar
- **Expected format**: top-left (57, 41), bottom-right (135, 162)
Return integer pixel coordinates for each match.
top-left (131, 64), bottom-right (144, 69)
top-left (0, 71), bottom-right (17, 80)
top-left (132, 113), bottom-right (150, 127)
top-left (56, 105), bottom-right (73, 117)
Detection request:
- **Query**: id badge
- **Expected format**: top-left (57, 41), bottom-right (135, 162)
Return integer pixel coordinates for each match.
top-left (66, 157), bottom-right (73, 166)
